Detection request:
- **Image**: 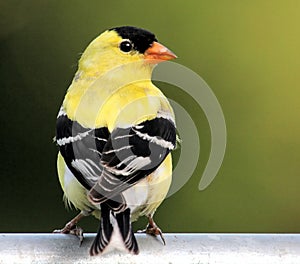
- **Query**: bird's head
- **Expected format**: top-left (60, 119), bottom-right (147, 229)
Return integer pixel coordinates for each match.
top-left (77, 26), bottom-right (177, 81)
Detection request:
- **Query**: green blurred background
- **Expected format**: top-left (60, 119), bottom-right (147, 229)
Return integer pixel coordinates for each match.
top-left (1, 0), bottom-right (299, 233)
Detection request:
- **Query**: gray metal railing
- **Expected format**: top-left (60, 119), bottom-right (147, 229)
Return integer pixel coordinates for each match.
top-left (1, 233), bottom-right (300, 263)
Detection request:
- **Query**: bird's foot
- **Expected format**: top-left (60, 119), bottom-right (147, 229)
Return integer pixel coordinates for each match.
top-left (53, 224), bottom-right (84, 245)
top-left (138, 217), bottom-right (166, 245)
top-left (53, 212), bottom-right (85, 245)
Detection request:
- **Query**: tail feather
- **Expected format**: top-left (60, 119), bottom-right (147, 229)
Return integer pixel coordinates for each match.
top-left (89, 204), bottom-right (139, 255)
top-left (89, 204), bottom-right (113, 256)
top-left (116, 208), bottom-right (139, 254)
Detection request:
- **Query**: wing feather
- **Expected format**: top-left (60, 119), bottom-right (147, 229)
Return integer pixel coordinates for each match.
top-left (88, 117), bottom-right (176, 204)
top-left (56, 110), bottom-right (109, 189)
top-left (56, 107), bottom-right (176, 208)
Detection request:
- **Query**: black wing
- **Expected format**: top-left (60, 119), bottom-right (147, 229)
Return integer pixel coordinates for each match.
top-left (56, 108), bottom-right (109, 190)
top-left (88, 117), bottom-right (176, 204)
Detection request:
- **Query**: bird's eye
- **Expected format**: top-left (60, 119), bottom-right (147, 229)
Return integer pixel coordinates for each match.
top-left (119, 40), bottom-right (133, 53)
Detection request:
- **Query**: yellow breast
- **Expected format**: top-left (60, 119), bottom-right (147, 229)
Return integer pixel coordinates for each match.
top-left (63, 77), bottom-right (174, 131)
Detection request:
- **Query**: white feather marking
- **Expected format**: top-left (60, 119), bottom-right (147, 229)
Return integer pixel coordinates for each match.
top-left (71, 159), bottom-right (99, 182)
top-left (133, 129), bottom-right (175, 150)
top-left (100, 219), bottom-right (108, 243)
top-left (157, 111), bottom-right (175, 124)
top-left (93, 136), bottom-right (107, 142)
top-left (97, 179), bottom-right (113, 192)
top-left (88, 148), bottom-right (102, 156)
top-left (103, 145), bottom-right (132, 155)
top-left (125, 228), bottom-right (132, 244)
top-left (82, 160), bottom-right (95, 175)
top-left (86, 158), bottom-right (102, 172)
top-left (102, 173), bottom-right (118, 185)
top-left (114, 134), bottom-right (133, 140)
top-left (102, 170), bottom-right (120, 185)
top-left (100, 213), bottom-right (127, 254)
top-left (126, 157), bottom-right (151, 172)
top-left (104, 157), bottom-right (151, 176)
top-left (57, 106), bottom-right (67, 118)
top-left (134, 125), bottom-right (144, 129)
top-left (57, 130), bottom-right (91, 146)
top-left (116, 155), bottom-right (137, 168)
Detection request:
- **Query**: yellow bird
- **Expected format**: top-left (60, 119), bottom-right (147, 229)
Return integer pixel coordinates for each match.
top-left (54, 26), bottom-right (177, 255)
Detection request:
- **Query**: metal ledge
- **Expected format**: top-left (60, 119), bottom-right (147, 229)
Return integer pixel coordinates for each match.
top-left (0, 233), bottom-right (300, 263)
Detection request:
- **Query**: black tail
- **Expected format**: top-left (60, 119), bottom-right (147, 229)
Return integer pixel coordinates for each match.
top-left (116, 208), bottom-right (139, 254)
top-left (89, 203), bottom-right (113, 256)
top-left (89, 204), bottom-right (139, 255)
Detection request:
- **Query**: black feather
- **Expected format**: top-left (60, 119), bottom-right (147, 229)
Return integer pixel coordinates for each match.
top-left (56, 113), bottom-right (109, 190)
top-left (89, 117), bottom-right (176, 203)
top-left (116, 208), bottom-right (139, 254)
top-left (89, 203), bottom-right (113, 256)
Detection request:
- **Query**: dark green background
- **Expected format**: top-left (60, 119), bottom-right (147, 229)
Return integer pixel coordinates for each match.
top-left (1, 0), bottom-right (299, 233)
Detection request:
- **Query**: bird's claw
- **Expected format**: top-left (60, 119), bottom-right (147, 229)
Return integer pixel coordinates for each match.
top-left (53, 212), bottom-right (85, 245)
top-left (69, 225), bottom-right (84, 245)
top-left (53, 225), bottom-right (84, 246)
top-left (138, 222), bottom-right (166, 245)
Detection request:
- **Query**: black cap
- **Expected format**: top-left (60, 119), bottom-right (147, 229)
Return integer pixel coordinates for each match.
top-left (110, 26), bottom-right (157, 54)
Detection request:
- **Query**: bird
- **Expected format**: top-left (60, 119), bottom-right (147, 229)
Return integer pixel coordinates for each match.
top-left (54, 26), bottom-right (177, 255)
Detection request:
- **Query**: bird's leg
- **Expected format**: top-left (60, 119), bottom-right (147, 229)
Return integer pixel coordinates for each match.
top-left (53, 212), bottom-right (85, 245)
top-left (138, 215), bottom-right (166, 245)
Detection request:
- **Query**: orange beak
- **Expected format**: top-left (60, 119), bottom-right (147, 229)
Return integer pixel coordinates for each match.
top-left (144, 41), bottom-right (177, 62)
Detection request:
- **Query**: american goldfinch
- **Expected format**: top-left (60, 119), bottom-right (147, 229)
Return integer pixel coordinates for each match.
top-left (54, 26), bottom-right (177, 255)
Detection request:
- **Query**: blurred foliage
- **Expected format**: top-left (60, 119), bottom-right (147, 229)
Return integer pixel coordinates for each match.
top-left (0, 0), bottom-right (300, 233)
